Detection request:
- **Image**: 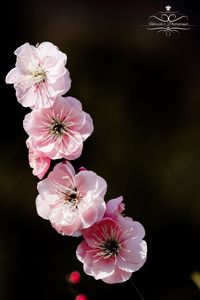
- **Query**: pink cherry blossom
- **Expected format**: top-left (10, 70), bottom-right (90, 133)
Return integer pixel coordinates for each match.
top-left (5, 42), bottom-right (71, 109)
top-left (36, 161), bottom-right (107, 236)
top-left (76, 198), bottom-right (147, 284)
top-left (26, 138), bottom-right (51, 179)
top-left (23, 96), bottom-right (94, 160)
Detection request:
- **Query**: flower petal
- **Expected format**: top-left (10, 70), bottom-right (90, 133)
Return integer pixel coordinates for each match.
top-left (120, 219), bottom-right (146, 240)
top-left (79, 204), bottom-right (99, 228)
top-left (121, 239), bottom-right (147, 264)
top-left (102, 266), bottom-right (132, 284)
top-left (76, 241), bottom-right (91, 263)
top-left (36, 195), bottom-right (51, 220)
top-left (79, 112), bottom-right (94, 141)
top-left (5, 68), bottom-right (21, 84)
top-left (92, 256), bottom-right (115, 280)
top-left (75, 171), bottom-right (98, 195)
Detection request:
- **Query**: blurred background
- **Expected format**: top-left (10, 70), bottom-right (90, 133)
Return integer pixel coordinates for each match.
top-left (1, 0), bottom-right (200, 299)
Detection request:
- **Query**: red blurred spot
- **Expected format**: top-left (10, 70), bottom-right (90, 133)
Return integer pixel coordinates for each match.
top-left (75, 294), bottom-right (88, 300)
top-left (68, 271), bottom-right (81, 284)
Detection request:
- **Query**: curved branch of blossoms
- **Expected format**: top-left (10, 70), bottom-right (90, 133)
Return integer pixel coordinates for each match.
top-left (5, 41), bottom-right (147, 288)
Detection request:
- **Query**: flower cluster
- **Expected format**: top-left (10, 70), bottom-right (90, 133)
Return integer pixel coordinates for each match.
top-left (6, 42), bottom-right (147, 284)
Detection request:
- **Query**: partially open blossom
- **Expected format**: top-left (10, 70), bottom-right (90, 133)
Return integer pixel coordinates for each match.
top-left (68, 271), bottom-right (81, 284)
top-left (76, 197), bottom-right (147, 284)
top-left (36, 161), bottom-right (107, 236)
top-left (5, 42), bottom-right (71, 109)
top-left (79, 167), bottom-right (87, 172)
top-left (104, 196), bottom-right (125, 219)
top-left (23, 96), bottom-right (94, 160)
top-left (26, 138), bottom-right (51, 179)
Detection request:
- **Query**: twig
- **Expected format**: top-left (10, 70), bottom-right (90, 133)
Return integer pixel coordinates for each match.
top-left (129, 278), bottom-right (144, 300)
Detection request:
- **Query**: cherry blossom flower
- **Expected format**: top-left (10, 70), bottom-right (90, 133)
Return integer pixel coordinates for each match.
top-left (36, 161), bottom-right (107, 236)
top-left (76, 197), bottom-right (147, 284)
top-left (23, 96), bottom-right (94, 160)
top-left (5, 42), bottom-right (71, 109)
top-left (26, 138), bottom-right (51, 179)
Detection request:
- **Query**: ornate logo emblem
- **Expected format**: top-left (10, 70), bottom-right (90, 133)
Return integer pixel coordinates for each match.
top-left (146, 6), bottom-right (192, 37)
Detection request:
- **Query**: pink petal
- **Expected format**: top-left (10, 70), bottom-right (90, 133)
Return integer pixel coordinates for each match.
top-left (14, 42), bottom-right (36, 60)
top-left (64, 96), bottom-right (82, 111)
top-left (69, 112), bottom-right (86, 131)
top-left (79, 112), bottom-right (94, 141)
top-left (37, 142), bottom-right (58, 157)
top-left (61, 135), bottom-right (83, 159)
top-left (79, 204), bottom-right (99, 228)
top-left (32, 157), bottom-right (50, 179)
top-left (16, 44), bottom-right (38, 72)
top-left (46, 65), bottom-right (67, 82)
top-left (91, 256), bottom-right (116, 280)
top-left (30, 83), bottom-right (54, 109)
top-left (38, 42), bottom-right (67, 67)
top-left (93, 175), bottom-right (107, 198)
top-left (23, 111), bottom-right (35, 133)
top-left (50, 204), bottom-right (82, 236)
top-left (117, 253), bottom-right (146, 273)
top-left (16, 85), bottom-right (37, 107)
top-left (62, 147), bottom-right (83, 160)
top-left (48, 70), bottom-right (71, 96)
top-left (95, 200), bottom-right (106, 222)
top-left (26, 138), bottom-right (51, 179)
top-left (76, 241), bottom-right (91, 263)
top-left (105, 196), bottom-right (124, 217)
top-left (5, 67), bottom-right (21, 84)
top-left (120, 219), bottom-right (146, 240)
top-left (14, 42), bottom-right (30, 56)
top-left (102, 266), bottom-right (132, 284)
top-left (121, 239), bottom-right (147, 264)
top-left (37, 178), bottom-right (61, 204)
top-left (53, 161), bottom-right (75, 178)
top-left (75, 171), bottom-right (98, 195)
top-left (36, 195), bottom-right (51, 220)
top-left (51, 216), bottom-right (81, 236)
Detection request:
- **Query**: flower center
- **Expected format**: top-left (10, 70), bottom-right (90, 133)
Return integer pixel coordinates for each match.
top-left (64, 189), bottom-right (81, 209)
top-left (50, 120), bottom-right (67, 136)
top-left (100, 238), bottom-right (121, 258)
top-left (32, 68), bottom-right (46, 84)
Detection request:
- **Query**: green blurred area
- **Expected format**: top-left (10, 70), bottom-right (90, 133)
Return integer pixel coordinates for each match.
top-left (1, 0), bottom-right (200, 299)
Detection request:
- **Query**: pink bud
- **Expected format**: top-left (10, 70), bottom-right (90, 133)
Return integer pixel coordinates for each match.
top-left (79, 167), bottom-right (87, 172)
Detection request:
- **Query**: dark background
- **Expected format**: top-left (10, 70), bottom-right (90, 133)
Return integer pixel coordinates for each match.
top-left (1, 0), bottom-right (200, 299)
